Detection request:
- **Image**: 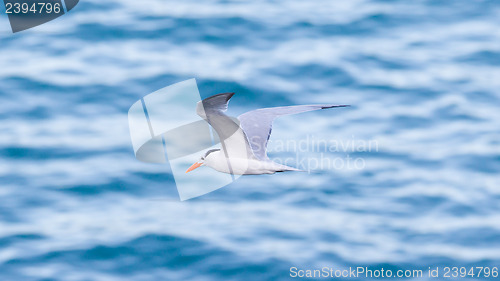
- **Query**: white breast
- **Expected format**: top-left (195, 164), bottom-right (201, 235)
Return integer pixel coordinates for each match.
top-left (204, 151), bottom-right (286, 175)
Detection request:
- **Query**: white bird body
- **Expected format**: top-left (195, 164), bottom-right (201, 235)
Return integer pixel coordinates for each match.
top-left (203, 151), bottom-right (300, 175)
top-left (185, 93), bottom-right (348, 175)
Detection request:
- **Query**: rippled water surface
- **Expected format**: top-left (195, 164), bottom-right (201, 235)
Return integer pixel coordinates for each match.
top-left (1, 0), bottom-right (500, 280)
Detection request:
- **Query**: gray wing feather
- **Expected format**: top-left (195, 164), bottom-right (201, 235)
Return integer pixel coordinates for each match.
top-left (196, 93), bottom-right (255, 160)
top-left (238, 104), bottom-right (349, 160)
top-left (196, 93), bottom-right (233, 117)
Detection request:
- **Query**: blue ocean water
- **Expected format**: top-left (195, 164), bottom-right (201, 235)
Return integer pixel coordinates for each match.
top-left (1, 0), bottom-right (500, 280)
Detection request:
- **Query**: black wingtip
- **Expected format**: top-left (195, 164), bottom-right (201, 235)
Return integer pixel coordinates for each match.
top-left (202, 92), bottom-right (235, 104)
top-left (227, 92), bottom-right (236, 100)
top-left (214, 92), bottom-right (235, 99)
top-left (321, 105), bottom-right (351, 109)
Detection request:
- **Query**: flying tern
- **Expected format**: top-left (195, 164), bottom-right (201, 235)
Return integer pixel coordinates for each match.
top-left (186, 93), bottom-right (348, 175)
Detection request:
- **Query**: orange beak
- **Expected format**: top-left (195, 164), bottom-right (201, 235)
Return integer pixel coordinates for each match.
top-left (185, 162), bottom-right (203, 173)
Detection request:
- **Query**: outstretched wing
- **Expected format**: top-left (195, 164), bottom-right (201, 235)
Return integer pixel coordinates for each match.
top-left (196, 93), bottom-right (255, 160)
top-left (238, 105), bottom-right (349, 160)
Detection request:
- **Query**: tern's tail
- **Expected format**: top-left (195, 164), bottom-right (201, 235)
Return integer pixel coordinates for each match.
top-left (275, 164), bottom-right (305, 173)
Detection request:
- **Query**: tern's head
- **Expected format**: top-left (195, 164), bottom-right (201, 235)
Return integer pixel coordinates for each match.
top-left (185, 149), bottom-right (221, 173)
